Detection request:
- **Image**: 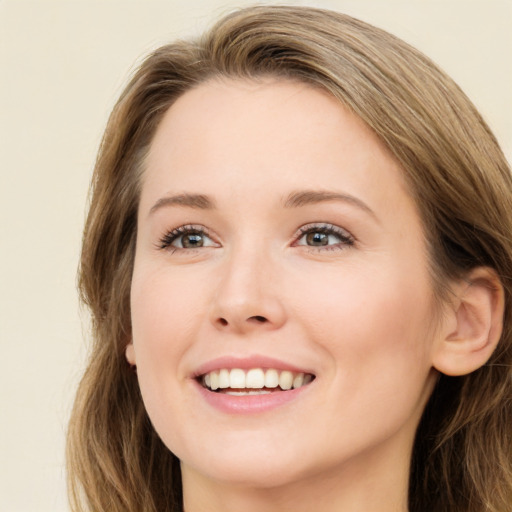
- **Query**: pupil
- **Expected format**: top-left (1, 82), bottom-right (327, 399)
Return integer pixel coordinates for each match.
top-left (183, 233), bottom-right (203, 248)
top-left (306, 231), bottom-right (328, 246)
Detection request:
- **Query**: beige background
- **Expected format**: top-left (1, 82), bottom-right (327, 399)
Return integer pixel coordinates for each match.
top-left (1, 1), bottom-right (510, 510)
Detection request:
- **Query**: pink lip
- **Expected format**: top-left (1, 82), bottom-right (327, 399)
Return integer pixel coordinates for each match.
top-left (191, 355), bottom-right (315, 415)
top-left (193, 379), bottom-right (311, 414)
top-left (193, 355), bottom-right (312, 377)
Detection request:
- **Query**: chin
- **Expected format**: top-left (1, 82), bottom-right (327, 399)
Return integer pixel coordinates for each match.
top-left (188, 457), bottom-right (308, 490)
top-left (176, 432), bottom-right (314, 489)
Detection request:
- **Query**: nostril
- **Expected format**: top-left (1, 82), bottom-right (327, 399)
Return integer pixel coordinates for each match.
top-left (250, 315), bottom-right (267, 323)
top-left (215, 315), bottom-right (269, 328)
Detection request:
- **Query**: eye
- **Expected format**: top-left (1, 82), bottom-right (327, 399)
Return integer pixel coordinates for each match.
top-left (158, 225), bottom-right (218, 251)
top-left (294, 223), bottom-right (354, 250)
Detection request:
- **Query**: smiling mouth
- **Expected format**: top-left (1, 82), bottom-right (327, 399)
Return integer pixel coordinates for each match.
top-left (199, 368), bottom-right (315, 395)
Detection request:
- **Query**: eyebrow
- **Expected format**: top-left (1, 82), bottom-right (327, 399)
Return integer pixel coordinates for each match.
top-left (284, 190), bottom-right (378, 220)
top-left (148, 189), bottom-right (377, 221)
top-left (149, 193), bottom-right (216, 215)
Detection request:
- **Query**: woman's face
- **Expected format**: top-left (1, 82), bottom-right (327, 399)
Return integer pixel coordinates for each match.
top-left (129, 78), bottom-right (442, 489)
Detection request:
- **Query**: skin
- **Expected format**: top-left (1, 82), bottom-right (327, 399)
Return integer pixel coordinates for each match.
top-left (127, 78), bottom-right (465, 512)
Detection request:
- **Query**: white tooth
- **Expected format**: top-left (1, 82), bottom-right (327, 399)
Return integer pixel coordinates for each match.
top-left (204, 373), bottom-right (211, 388)
top-left (246, 368), bottom-right (265, 388)
top-left (292, 373), bottom-right (304, 389)
top-left (210, 370), bottom-right (219, 390)
top-left (229, 368), bottom-right (246, 388)
top-left (279, 370), bottom-right (293, 390)
top-left (218, 369), bottom-right (230, 388)
top-left (303, 374), bottom-right (313, 385)
top-left (264, 369), bottom-right (279, 388)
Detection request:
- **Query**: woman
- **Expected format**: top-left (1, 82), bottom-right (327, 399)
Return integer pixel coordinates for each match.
top-left (67, 6), bottom-right (512, 512)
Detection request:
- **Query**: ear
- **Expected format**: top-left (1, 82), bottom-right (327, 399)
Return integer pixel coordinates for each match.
top-left (433, 267), bottom-right (504, 376)
top-left (125, 341), bottom-right (136, 365)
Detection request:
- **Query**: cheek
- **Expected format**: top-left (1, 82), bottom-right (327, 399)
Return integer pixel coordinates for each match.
top-left (292, 258), bottom-right (436, 396)
top-left (295, 255), bottom-right (433, 330)
top-left (288, 265), bottom-right (437, 458)
top-left (131, 263), bottom-right (205, 355)
top-left (130, 264), bottom-right (205, 419)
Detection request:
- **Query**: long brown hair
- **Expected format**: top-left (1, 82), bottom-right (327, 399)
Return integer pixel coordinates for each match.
top-left (67, 6), bottom-right (512, 511)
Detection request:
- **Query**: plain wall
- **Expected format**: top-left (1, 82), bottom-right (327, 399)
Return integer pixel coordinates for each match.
top-left (1, 1), bottom-right (510, 510)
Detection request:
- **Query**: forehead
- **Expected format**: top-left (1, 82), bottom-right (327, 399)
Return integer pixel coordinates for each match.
top-left (142, 77), bottom-right (415, 219)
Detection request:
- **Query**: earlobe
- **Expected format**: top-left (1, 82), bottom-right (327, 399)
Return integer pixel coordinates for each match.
top-left (433, 267), bottom-right (504, 376)
top-left (125, 342), bottom-right (136, 365)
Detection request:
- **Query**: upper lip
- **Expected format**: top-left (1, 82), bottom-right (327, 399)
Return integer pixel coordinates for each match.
top-left (192, 355), bottom-right (315, 378)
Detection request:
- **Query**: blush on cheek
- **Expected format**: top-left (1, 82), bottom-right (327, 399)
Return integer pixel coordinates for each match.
top-left (309, 270), bottom-right (434, 370)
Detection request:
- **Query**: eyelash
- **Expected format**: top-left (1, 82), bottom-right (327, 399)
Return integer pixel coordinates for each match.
top-left (294, 223), bottom-right (355, 251)
top-left (158, 224), bottom-right (217, 252)
top-left (157, 223), bottom-right (355, 252)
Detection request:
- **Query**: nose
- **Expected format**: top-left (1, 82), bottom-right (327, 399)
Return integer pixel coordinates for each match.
top-left (209, 246), bottom-right (287, 334)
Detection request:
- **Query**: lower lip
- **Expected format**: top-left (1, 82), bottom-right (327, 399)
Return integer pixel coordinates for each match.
top-left (194, 380), bottom-right (310, 414)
